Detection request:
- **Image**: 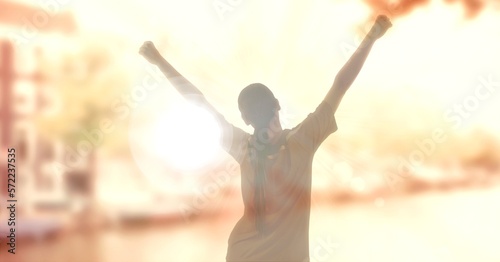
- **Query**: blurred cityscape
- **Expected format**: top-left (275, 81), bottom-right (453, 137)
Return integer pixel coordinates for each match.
top-left (0, 0), bottom-right (500, 262)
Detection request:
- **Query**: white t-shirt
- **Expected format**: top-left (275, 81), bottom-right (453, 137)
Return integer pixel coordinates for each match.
top-left (219, 101), bottom-right (338, 262)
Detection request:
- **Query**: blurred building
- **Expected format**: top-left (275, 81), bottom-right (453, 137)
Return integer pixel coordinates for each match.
top-left (0, 0), bottom-right (93, 237)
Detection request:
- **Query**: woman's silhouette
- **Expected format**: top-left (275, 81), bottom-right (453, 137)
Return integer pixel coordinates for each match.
top-left (140, 15), bottom-right (392, 262)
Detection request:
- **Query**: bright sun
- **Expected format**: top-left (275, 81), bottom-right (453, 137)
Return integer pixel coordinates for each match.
top-left (150, 103), bottom-right (222, 171)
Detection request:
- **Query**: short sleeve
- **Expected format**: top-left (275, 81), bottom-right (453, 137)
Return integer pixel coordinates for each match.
top-left (216, 113), bottom-right (251, 163)
top-left (288, 101), bottom-right (338, 152)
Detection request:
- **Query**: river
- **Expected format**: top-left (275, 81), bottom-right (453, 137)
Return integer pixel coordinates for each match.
top-left (2, 186), bottom-right (500, 262)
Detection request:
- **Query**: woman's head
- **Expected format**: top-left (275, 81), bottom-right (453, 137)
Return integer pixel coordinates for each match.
top-left (238, 83), bottom-right (280, 129)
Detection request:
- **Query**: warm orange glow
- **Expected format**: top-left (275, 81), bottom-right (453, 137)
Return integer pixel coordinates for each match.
top-left (1, 1), bottom-right (499, 262)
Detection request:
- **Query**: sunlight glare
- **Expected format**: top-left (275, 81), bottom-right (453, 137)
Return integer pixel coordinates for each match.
top-left (151, 103), bottom-right (222, 171)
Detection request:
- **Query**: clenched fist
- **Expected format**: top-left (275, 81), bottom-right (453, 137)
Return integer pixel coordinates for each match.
top-left (368, 15), bottom-right (392, 40)
top-left (139, 41), bottom-right (162, 65)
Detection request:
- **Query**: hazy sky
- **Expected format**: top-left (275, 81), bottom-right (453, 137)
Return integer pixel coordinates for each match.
top-left (3, 0), bottom-right (498, 132)
top-left (2, 0), bottom-right (499, 186)
top-left (65, 0), bottom-right (500, 131)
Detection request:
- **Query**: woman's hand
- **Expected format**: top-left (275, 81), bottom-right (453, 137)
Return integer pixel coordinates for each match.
top-left (139, 41), bottom-right (163, 65)
top-left (367, 15), bottom-right (393, 40)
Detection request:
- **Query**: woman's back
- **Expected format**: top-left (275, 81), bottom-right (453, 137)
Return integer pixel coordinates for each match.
top-left (226, 101), bottom-right (338, 262)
